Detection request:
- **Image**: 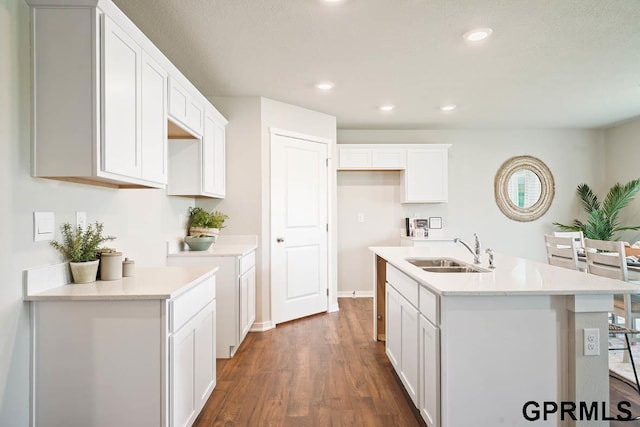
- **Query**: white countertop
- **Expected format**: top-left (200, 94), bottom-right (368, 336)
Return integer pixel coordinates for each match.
top-left (371, 246), bottom-right (640, 296)
top-left (24, 266), bottom-right (217, 301)
top-left (167, 234), bottom-right (258, 258)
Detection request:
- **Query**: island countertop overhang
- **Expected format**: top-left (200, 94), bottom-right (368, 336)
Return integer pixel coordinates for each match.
top-left (371, 246), bottom-right (640, 297)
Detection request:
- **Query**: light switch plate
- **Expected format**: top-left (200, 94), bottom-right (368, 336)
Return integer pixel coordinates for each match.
top-left (34, 211), bottom-right (55, 242)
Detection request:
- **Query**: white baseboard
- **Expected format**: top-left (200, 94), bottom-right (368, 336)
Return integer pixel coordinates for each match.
top-left (329, 302), bottom-right (340, 313)
top-left (250, 320), bottom-right (274, 332)
top-left (337, 290), bottom-right (374, 298)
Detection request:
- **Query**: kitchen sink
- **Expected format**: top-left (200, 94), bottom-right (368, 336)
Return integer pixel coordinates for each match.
top-left (407, 258), bottom-right (464, 268)
top-left (406, 258), bottom-right (489, 273)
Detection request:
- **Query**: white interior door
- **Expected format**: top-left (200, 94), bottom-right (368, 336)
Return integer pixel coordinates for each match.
top-left (271, 131), bottom-right (329, 325)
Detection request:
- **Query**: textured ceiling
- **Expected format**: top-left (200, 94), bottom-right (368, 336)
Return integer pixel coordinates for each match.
top-left (112, 0), bottom-right (640, 129)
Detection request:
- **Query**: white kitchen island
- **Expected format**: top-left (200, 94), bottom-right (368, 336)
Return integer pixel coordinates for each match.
top-left (24, 264), bottom-right (218, 427)
top-left (371, 246), bottom-right (640, 427)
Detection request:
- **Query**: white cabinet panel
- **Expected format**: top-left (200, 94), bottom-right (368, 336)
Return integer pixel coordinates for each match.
top-left (420, 314), bottom-right (440, 427)
top-left (339, 148), bottom-right (372, 169)
top-left (194, 302), bottom-right (216, 409)
top-left (141, 52), bottom-right (168, 184)
top-left (202, 115), bottom-right (226, 197)
top-left (402, 148), bottom-right (449, 203)
top-left (171, 324), bottom-right (196, 427)
top-left (385, 283), bottom-right (401, 370)
top-left (168, 78), bottom-right (203, 137)
top-left (338, 146), bottom-right (406, 170)
top-left (400, 295), bottom-right (419, 405)
top-left (240, 266), bottom-right (256, 340)
top-left (102, 15), bottom-right (142, 178)
top-left (372, 149), bottom-right (405, 169)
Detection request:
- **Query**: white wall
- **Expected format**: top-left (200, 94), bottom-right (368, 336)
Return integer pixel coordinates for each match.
top-left (1, 2), bottom-right (195, 425)
top-left (203, 97), bottom-right (338, 327)
top-left (604, 117), bottom-right (640, 244)
top-left (337, 129), bottom-right (606, 293)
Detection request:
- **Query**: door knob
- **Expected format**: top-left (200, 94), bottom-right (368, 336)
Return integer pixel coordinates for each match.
top-left (276, 237), bottom-right (285, 243)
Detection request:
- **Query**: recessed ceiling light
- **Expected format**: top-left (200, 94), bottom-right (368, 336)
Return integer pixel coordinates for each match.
top-left (379, 104), bottom-right (395, 112)
top-left (323, 0), bottom-right (344, 3)
top-left (315, 81), bottom-right (335, 91)
top-left (463, 28), bottom-right (493, 42)
top-left (440, 104), bottom-right (457, 112)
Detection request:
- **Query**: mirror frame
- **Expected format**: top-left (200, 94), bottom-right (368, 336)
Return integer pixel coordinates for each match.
top-left (494, 155), bottom-right (555, 222)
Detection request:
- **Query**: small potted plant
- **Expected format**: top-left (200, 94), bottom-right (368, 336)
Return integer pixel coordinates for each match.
top-left (50, 222), bottom-right (116, 283)
top-left (185, 207), bottom-right (228, 251)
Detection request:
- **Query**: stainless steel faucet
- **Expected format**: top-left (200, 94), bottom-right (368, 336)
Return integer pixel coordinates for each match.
top-left (453, 233), bottom-right (482, 264)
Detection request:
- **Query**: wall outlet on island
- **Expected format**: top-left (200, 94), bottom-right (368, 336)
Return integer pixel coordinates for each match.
top-left (583, 328), bottom-right (599, 356)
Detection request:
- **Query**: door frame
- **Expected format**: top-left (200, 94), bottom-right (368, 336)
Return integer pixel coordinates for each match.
top-left (269, 127), bottom-right (334, 325)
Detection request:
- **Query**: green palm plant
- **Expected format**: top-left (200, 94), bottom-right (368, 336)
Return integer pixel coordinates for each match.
top-left (554, 179), bottom-right (640, 241)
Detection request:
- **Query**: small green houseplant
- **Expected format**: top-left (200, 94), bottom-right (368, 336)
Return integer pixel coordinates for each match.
top-left (554, 179), bottom-right (640, 241)
top-left (185, 207), bottom-right (229, 251)
top-left (50, 222), bottom-right (116, 283)
top-left (187, 207), bottom-right (228, 236)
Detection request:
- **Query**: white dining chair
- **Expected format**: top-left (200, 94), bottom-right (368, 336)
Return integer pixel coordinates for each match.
top-left (544, 235), bottom-right (579, 271)
top-left (553, 230), bottom-right (585, 250)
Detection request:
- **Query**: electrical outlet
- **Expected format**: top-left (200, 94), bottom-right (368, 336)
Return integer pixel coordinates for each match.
top-left (357, 213), bottom-right (364, 223)
top-left (76, 211), bottom-right (87, 230)
top-left (584, 328), bottom-right (600, 356)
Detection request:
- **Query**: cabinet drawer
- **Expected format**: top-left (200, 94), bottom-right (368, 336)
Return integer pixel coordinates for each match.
top-left (171, 275), bottom-right (215, 333)
top-left (239, 251), bottom-right (256, 275)
top-left (419, 286), bottom-right (439, 326)
top-left (386, 264), bottom-right (418, 308)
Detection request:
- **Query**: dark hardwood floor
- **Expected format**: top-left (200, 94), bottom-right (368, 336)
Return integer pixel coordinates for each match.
top-left (194, 298), bottom-right (423, 426)
top-left (611, 375), bottom-right (640, 426)
top-left (194, 297), bottom-right (640, 426)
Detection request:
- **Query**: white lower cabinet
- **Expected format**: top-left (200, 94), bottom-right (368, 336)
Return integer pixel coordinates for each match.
top-left (171, 300), bottom-right (216, 427)
top-left (386, 265), bottom-right (440, 426)
top-left (240, 265), bottom-right (256, 338)
top-left (168, 249), bottom-right (256, 358)
top-left (386, 282), bottom-right (419, 405)
top-left (419, 314), bottom-right (440, 427)
top-left (29, 273), bottom-right (216, 427)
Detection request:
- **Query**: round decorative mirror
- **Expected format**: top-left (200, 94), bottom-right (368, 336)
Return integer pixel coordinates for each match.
top-left (494, 155), bottom-right (555, 222)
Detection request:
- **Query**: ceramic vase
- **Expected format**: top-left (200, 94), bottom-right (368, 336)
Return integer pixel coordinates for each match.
top-left (69, 260), bottom-right (100, 284)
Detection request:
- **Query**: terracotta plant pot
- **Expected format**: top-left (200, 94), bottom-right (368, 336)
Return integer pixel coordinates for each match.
top-left (69, 260), bottom-right (100, 284)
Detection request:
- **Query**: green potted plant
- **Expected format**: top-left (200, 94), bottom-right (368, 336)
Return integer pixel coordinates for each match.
top-left (185, 207), bottom-right (228, 251)
top-left (50, 221), bottom-right (116, 283)
top-left (554, 179), bottom-right (640, 241)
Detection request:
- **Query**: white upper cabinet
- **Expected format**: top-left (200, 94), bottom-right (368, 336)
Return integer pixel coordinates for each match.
top-left (167, 107), bottom-right (227, 198)
top-left (141, 52), bottom-right (169, 184)
top-left (338, 144), bottom-right (450, 203)
top-left (27, 0), bottom-right (226, 190)
top-left (402, 147), bottom-right (449, 203)
top-left (101, 16), bottom-right (142, 180)
top-left (338, 145), bottom-right (406, 170)
top-left (168, 78), bottom-right (204, 138)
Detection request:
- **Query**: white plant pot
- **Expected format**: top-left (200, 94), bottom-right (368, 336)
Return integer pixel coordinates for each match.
top-left (69, 260), bottom-right (100, 284)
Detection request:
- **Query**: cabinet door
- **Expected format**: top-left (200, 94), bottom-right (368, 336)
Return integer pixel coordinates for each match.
top-left (169, 78), bottom-right (203, 137)
top-left (400, 295), bottom-right (419, 405)
top-left (402, 148), bottom-right (448, 203)
top-left (420, 314), bottom-right (440, 427)
top-left (140, 52), bottom-right (168, 184)
top-left (338, 148), bottom-right (372, 169)
top-left (240, 266), bottom-right (256, 340)
top-left (385, 283), bottom-right (401, 371)
top-left (202, 114), bottom-right (226, 197)
top-left (194, 301), bottom-right (216, 412)
top-left (372, 149), bottom-right (406, 169)
top-left (170, 324), bottom-right (196, 427)
top-left (102, 16), bottom-right (142, 178)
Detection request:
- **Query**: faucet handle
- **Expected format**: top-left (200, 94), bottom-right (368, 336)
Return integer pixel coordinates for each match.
top-left (486, 248), bottom-right (495, 269)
